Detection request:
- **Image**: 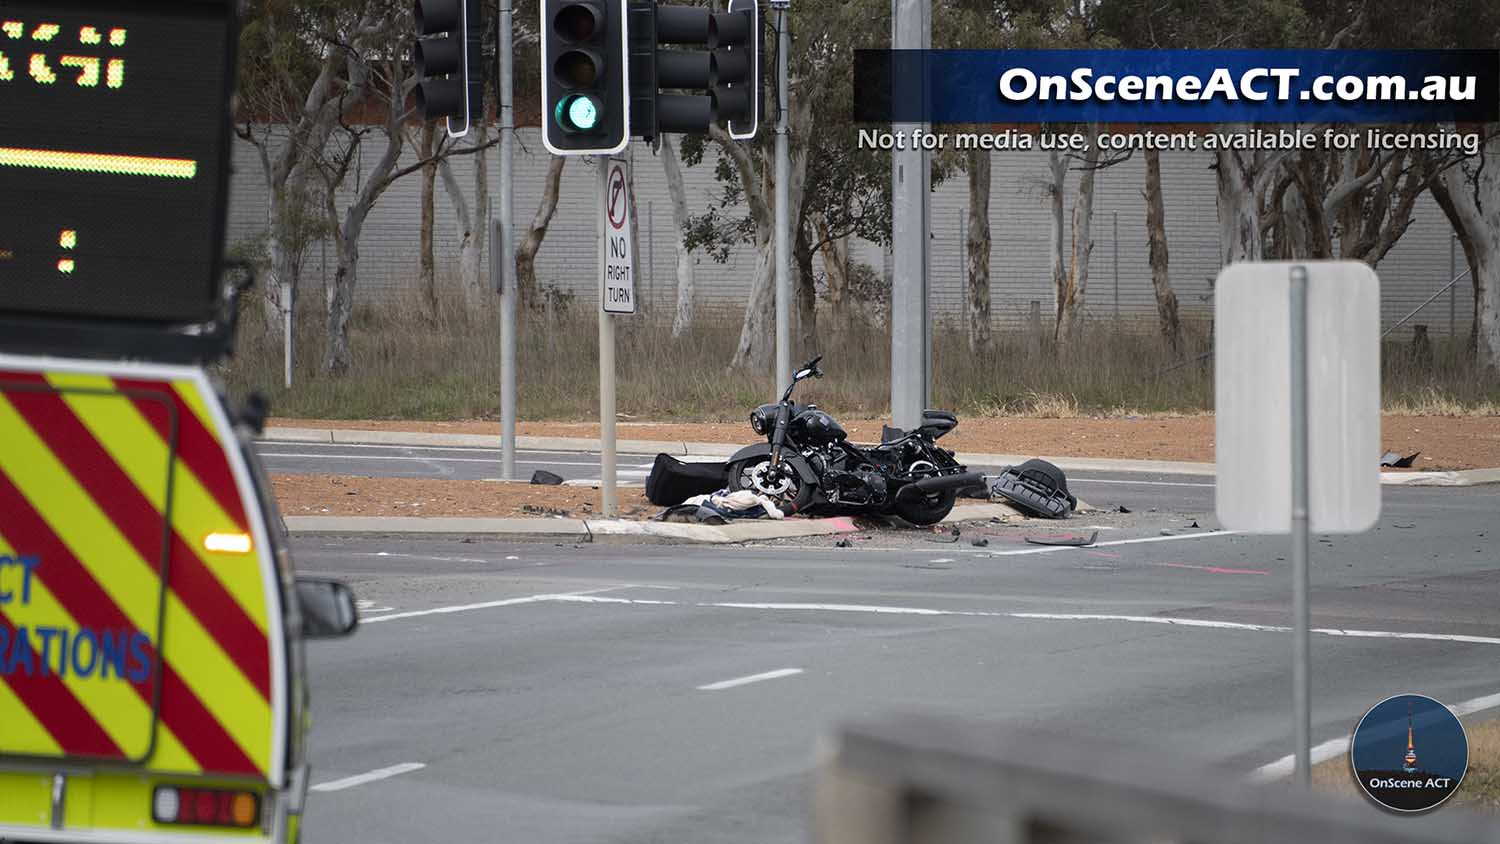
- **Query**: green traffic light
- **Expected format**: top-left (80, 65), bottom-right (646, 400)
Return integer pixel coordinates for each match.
top-left (556, 94), bottom-right (599, 131)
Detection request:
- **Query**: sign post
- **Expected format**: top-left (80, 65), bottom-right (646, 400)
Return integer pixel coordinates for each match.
top-left (1215, 260), bottom-right (1381, 785)
top-left (599, 156), bottom-right (635, 517)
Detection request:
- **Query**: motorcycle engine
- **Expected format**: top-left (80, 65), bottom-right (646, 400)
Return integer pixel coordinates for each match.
top-left (824, 466), bottom-right (888, 506)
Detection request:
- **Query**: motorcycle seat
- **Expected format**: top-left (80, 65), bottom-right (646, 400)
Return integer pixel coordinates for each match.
top-left (916, 409), bottom-right (957, 439)
top-left (881, 410), bottom-right (958, 442)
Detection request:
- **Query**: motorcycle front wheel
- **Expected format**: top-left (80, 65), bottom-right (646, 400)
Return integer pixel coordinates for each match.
top-left (892, 488), bottom-right (957, 526)
top-left (727, 456), bottom-right (816, 515)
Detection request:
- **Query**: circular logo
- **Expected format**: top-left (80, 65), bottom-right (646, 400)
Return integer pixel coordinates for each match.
top-left (606, 165), bottom-right (628, 230)
top-left (1351, 693), bottom-right (1467, 813)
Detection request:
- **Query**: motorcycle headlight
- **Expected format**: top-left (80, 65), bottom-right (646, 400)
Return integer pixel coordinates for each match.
top-left (750, 408), bottom-right (769, 435)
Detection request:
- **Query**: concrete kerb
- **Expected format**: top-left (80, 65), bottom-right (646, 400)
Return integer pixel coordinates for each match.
top-left (283, 513), bottom-right (862, 543)
top-left (261, 426), bottom-right (1500, 486)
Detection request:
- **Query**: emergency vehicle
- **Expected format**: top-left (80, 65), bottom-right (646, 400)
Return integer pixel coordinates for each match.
top-left (0, 1), bottom-right (358, 841)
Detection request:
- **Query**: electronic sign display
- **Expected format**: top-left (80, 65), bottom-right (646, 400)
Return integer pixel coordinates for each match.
top-left (0, 0), bottom-right (235, 325)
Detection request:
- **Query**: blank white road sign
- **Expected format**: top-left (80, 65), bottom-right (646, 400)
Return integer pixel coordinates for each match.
top-left (1215, 261), bottom-right (1380, 534)
top-left (601, 157), bottom-right (636, 315)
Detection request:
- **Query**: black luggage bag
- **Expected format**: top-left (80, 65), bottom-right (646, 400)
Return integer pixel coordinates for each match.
top-left (645, 453), bottom-right (729, 506)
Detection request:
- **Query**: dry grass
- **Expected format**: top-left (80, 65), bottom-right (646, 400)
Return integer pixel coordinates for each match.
top-left (1311, 719), bottom-right (1500, 812)
top-left (219, 291), bottom-right (1499, 422)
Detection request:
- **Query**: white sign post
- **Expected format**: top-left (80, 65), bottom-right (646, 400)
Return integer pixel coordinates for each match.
top-left (1215, 260), bottom-right (1381, 786)
top-left (597, 156), bottom-right (634, 517)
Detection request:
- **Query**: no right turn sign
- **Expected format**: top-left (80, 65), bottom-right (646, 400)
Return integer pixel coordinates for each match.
top-left (601, 158), bottom-right (635, 315)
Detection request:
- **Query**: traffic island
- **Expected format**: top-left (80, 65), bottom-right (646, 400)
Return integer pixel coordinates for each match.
top-left (270, 473), bottom-right (1087, 543)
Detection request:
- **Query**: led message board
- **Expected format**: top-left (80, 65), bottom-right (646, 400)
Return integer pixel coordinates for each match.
top-left (0, 0), bottom-right (235, 325)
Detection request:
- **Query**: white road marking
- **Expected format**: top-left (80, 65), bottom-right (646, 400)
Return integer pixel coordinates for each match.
top-left (357, 584), bottom-right (1500, 651)
top-left (360, 586), bottom-right (638, 623)
top-left (1246, 739), bottom-right (1351, 783)
top-left (1248, 690), bottom-right (1500, 782)
top-left (1091, 530), bottom-right (1240, 548)
top-left (697, 668), bottom-right (804, 691)
top-left (310, 762), bottom-right (426, 792)
top-left (972, 529), bottom-right (1239, 558)
top-left (707, 601), bottom-right (971, 616)
top-left (360, 595), bottom-right (551, 623)
top-left (372, 551), bottom-right (489, 563)
top-left (547, 596), bottom-right (1500, 645)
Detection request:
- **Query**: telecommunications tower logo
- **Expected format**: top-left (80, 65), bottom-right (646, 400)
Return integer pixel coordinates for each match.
top-left (1350, 693), bottom-right (1467, 813)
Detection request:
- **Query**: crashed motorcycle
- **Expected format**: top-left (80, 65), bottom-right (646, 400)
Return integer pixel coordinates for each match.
top-left (725, 356), bottom-right (983, 525)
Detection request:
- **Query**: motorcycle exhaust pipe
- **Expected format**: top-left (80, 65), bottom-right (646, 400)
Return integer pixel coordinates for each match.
top-left (897, 471), bottom-right (985, 501)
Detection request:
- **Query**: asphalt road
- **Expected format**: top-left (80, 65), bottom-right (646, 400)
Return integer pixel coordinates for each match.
top-left (291, 483), bottom-right (1500, 843)
top-left (253, 440), bottom-right (1214, 512)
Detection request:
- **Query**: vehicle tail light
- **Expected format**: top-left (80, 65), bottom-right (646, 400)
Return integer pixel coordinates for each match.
top-left (152, 785), bottom-right (259, 828)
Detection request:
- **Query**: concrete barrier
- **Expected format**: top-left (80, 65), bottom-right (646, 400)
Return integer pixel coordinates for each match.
top-left (815, 714), bottom-right (1500, 844)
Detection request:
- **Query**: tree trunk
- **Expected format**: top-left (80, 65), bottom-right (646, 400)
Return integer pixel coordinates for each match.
top-left (1060, 126), bottom-right (1101, 344)
top-left (813, 214), bottom-right (850, 332)
top-left (965, 148), bottom-right (992, 352)
top-left (438, 125), bottom-right (490, 313)
top-left (728, 77), bottom-right (812, 372)
top-left (1046, 150), bottom-right (1067, 343)
top-left (323, 101), bottom-right (406, 375)
top-left (461, 126), bottom-right (489, 311)
top-left (731, 232), bottom-right (777, 370)
top-left (418, 121), bottom-right (438, 318)
top-left (264, 201), bottom-right (297, 338)
top-left (516, 154), bottom-right (567, 310)
top-left (794, 221), bottom-right (818, 359)
top-left (661, 135), bottom-right (696, 338)
top-left (1429, 128), bottom-right (1500, 372)
top-left (1215, 136), bottom-right (1263, 265)
top-left (1142, 148), bottom-right (1181, 354)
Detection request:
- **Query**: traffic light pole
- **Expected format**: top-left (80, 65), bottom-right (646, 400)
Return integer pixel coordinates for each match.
top-left (889, 0), bottom-right (930, 430)
top-left (773, 7), bottom-right (791, 397)
top-left (498, 0), bottom-right (518, 480)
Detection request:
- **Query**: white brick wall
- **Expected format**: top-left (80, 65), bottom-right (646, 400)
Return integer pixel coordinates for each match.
top-left (226, 128), bottom-right (1473, 337)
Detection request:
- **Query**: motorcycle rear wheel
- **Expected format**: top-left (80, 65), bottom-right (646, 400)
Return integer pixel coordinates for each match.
top-left (727, 457), bottom-right (816, 515)
top-left (893, 488), bottom-right (957, 526)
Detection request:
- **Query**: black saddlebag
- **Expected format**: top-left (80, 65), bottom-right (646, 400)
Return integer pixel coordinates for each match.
top-left (990, 458), bottom-right (1077, 519)
top-left (645, 453), bottom-right (729, 506)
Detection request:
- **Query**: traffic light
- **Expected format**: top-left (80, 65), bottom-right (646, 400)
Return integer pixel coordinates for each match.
top-left (631, 0), bottom-right (760, 144)
top-left (541, 1), bottom-right (631, 155)
top-left (413, 0), bottom-right (483, 137)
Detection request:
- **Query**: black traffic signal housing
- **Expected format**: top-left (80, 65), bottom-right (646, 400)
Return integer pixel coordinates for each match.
top-left (542, 0), bottom-right (631, 155)
top-left (630, 0), bottom-right (760, 145)
top-left (413, 0), bottom-right (484, 137)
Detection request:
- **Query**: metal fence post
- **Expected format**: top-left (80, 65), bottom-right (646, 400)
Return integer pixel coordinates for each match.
top-left (648, 199), bottom-right (655, 318)
top-left (1450, 233), bottom-right (1457, 339)
top-left (1289, 264), bottom-right (1311, 785)
top-left (1113, 210), bottom-right (1120, 321)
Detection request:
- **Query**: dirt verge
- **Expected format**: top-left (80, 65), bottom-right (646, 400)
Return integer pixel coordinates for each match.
top-left (272, 474), bottom-right (652, 519)
top-left (271, 414), bottom-right (1500, 471)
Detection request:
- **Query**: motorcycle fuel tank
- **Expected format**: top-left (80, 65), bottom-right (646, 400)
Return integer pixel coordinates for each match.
top-left (790, 408), bottom-right (847, 444)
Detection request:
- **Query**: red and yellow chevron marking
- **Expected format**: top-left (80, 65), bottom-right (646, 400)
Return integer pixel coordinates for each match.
top-left (0, 369), bottom-right (271, 779)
